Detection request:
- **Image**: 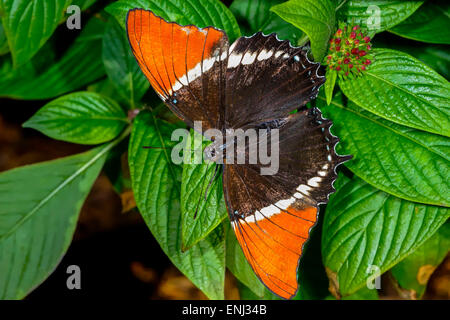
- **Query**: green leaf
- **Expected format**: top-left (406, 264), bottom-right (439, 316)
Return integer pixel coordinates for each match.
top-left (71, 0), bottom-right (98, 10)
top-left (0, 0), bottom-right (71, 66)
top-left (225, 221), bottom-right (266, 298)
top-left (0, 145), bottom-right (111, 299)
top-left (23, 92), bottom-right (128, 145)
top-left (0, 21), bottom-right (9, 55)
top-left (405, 45), bottom-right (450, 81)
top-left (391, 222), bottom-right (450, 299)
top-left (236, 281), bottom-right (261, 299)
top-left (324, 68), bottom-right (337, 105)
top-left (389, 1), bottom-right (450, 45)
top-left (129, 110), bottom-right (225, 299)
top-left (339, 48), bottom-right (450, 137)
top-left (0, 16), bottom-right (106, 100)
top-left (318, 92), bottom-right (449, 207)
top-left (322, 173), bottom-right (450, 297)
top-left (102, 19), bottom-right (149, 109)
top-left (181, 130), bottom-right (227, 249)
top-left (230, 0), bottom-right (303, 43)
top-left (106, 0), bottom-right (241, 42)
top-left (373, 38), bottom-right (450, 80)
top-left (271, 0), bottom-right (336, 61)
top-left (337, 0), bottom-right (424, 34)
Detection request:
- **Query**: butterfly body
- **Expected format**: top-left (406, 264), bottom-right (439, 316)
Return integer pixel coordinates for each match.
top-left (127, 9), bottom-right (350, 299)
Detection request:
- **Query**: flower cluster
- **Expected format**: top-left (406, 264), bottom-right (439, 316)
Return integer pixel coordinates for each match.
top-left (325, 23), bottom-right (373, 77)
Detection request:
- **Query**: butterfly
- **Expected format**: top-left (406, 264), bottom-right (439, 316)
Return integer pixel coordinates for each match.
top-left (126, 8), bottom-right (350, 299)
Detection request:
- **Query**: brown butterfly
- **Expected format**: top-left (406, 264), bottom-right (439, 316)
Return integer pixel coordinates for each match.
top-left (127, 9), bottom-right (350, 299)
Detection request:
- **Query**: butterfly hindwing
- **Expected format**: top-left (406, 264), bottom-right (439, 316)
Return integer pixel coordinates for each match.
top-left (224, 108), bottom-right (350, 299)
top-left (127, 9), bottom-right (229, 130)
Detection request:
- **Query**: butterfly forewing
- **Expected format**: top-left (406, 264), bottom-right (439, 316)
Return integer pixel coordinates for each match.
top-left (127, 9), bottom-right (229, 130)
top-left (225, 32), bottom-right (324, 129)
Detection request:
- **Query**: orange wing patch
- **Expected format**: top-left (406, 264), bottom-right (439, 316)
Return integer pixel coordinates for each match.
top-left (127, 9), bottom-right (227, 98)
top-left (232, 205), bottom-right (317, 299)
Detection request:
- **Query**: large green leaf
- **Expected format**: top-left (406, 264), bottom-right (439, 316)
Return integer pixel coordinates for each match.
top-left (0, 0), bottom-right (71, 66)
top-left (106, 0), bottom-right (241, 42)
top-left (271, 0), bottom-right (335, 61)
top-left (0, 144), bottom-right (113, 299)
top-left (225, 222), bottom-right (266, 298)
top-left (181, 130), bottom-right (227, 249)
top-left (230, 0), bottom-right (303, 43)
top-left (317, 92), bottom-right (449, 207)
top-left (337, 0), bottom-right (423, 34)
top-left (389, 1), bottom-right (450, 45)
top-left (339, 48), bottom-right (450, 137)
top-left (391, 222), bottom-right (450, 299)
top-left (0, 16), bottom-right (106, 100)
top-left (23, 92), bottom-right (128, 145)
top-left (129, 110), bottom-right (225, 299)
top-left (102, 19), bottom-right (149, 108)
top-left (322, 173), bottom-right (450, 297)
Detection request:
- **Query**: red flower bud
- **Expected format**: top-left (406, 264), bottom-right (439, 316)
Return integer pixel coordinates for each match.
top-left (364, 36), bottom-right (371, 43)
top-left (353, 25), bottom-right (360, 31)
top-left (350, 31), bottom-right (356, 39)
top-left (336, 29), bottom-right (342, 36)
top-left (335, 38), bottom-right (341, 44)
top-left (349, 64), bottom-right (353, 69)
top-left (367, 45), bottom-right (372, 50)
top-left (351, 48), bottom-right (359, 55)
top-left (345, 71), bottom-right (349, 76)
top-left (359, 50), bottom-right (367, 56)
top-left (336, 66), bottom-right (341, 71)
top-left (336, 46), bottom-right (341, 51)
top-left (354, 39), bottom-right (360, 45)
top-left (355, 56), bottom-right (360, 60)
top-left (346, 40), bottom-right (350, 45)
top-left (327, 55), bottom-right (332, 60)
top-left (345, 52), bottom-right (350, 57)
top-left (364, 59), bottom-right (371, 65)
top-left (337, 60), bottom-right (342, 64)
top-left (343, 58), bottom-right (350, 64)
top-left (361, 65), bottom-right (366, 71)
